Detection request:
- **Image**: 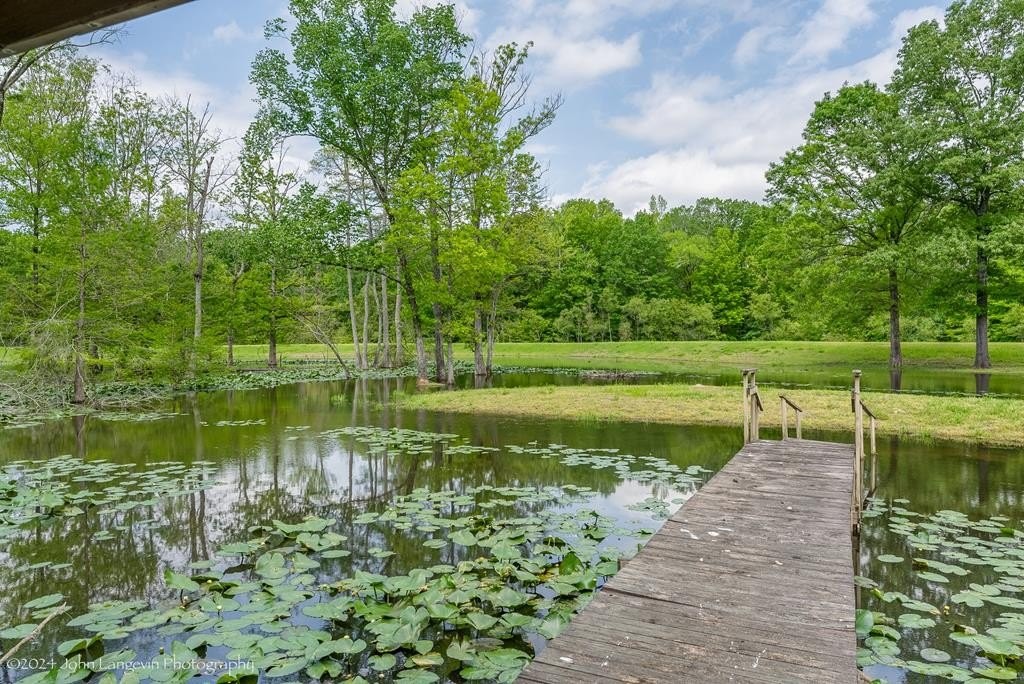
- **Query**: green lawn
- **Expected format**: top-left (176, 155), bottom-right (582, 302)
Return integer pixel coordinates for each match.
top-left (244, 340), bottom-right (1024, 375)
top-left (397, 382), bottom-right (1024, 448)
top-left (475, 341), bottom-right (1024, 374)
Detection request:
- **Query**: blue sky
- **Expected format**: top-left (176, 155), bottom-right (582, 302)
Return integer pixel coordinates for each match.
top-left (92, 0), bottom-right (948, 213)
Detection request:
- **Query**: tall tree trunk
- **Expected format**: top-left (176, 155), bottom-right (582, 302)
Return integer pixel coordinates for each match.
top-left (268, 265), bottom-right (278, 368)
top-left (193, 257), bottom-right (203, 369)
top-left (190, 158), bottom-right (213, 376)
top-left (445, 339), bottom-right (455, 386)
top-left (397, 250), bottom-right (429, 384)
top-left (975, 197), bottom-right (992, 369)
top-left (361, 275), bottom-right (371, 369)
top-left (473, 306), bottom-right (485, 376)
top-left (31, 200), bottom-right (40, 296)
top-left (429, 227), bottom-right (446, 381)
top-left (371, 275), bottom-right (382, 366)
top-left (73, 232), bottom-right (87, 404)
top-left (394, 260), bottom-right (403, 366)
top-left (975, 244), bottom-right (991, 369)
top-left (346, 266), bottom-right (363, 370)
top-left (227, 329), bottom-right (234, 367)
top-left (486, 287), bottom-right (499, 375)
top-left (887, 268), bottom-right (903, 369)
top-left (380, 272), bottom-right (390, 367)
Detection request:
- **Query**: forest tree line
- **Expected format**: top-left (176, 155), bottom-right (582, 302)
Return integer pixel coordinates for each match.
top-left (0, 0), bottom-right (1023, 403)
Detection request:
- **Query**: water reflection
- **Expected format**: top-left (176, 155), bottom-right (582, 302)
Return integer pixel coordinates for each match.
top-left (0, 377), bottom-right (1022, 681)
top-left (0, 378), bottom-right (738, 669)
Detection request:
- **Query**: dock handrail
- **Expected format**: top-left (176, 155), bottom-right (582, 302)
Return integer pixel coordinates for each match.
top-left (742, 368), bottom-right (763, 443)
top-left (779, 394), bottom-right (804, 440)
top-left (851, 370), bottom-right (879, 534)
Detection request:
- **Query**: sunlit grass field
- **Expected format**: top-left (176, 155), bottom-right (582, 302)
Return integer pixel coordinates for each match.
top-left (236, 340), bottom-right (1024, 374)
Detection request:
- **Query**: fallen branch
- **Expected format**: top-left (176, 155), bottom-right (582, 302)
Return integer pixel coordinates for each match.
top-left (0, 603), bottom-right (70, 666)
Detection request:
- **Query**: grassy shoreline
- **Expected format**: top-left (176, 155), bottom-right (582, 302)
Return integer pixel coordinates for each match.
top-left (231, 341), bottom-right (1024, 375)
top-left (396, 383), bottom-right (1024, 448)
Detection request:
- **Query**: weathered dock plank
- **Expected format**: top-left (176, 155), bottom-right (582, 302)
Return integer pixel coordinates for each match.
top-left (519, 439), bottom-right (857, 683)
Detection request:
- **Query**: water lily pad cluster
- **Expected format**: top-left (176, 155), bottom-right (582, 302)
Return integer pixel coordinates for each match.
top-left (858, 497), bottom-right (1024, 682)
top-left (507, 442), bottom-right (711, 495)
top-left (93, 412), bottom-right (185, 423)
top-left (0, 456), bottom-right (217, 546)
top-left (26, 483), bottom-right (655, 684)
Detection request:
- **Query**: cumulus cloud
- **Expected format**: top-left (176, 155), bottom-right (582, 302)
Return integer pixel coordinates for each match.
top-left (789, 0), bottom-right (877, 65)
top-left (577, 150), bottom-right (767, 209)
top-left (212, 21), bottom-right (248, 44)
top-left (574, 7), bottom-right (924, 213)
top-left (483, 0), bottom-right (670, 89)
top-left (733, 25), bottom-right (778, 66)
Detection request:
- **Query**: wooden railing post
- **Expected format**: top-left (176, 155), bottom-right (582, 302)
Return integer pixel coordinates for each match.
top-left (870, 416), bottom-right (877, 494)
top-left (796, 408), bottom-right (802, 440)
top-left (742, 369), bottom-right (751, 444)
top-left (750, 370), bottom-right (760, 442)
top-left (780, 396), bottom-right (788, 440)
top-left (852, 370), bottom-right (863, 533)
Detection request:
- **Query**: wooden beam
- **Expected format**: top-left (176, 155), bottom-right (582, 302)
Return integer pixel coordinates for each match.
top-left (1, 0), bottom-right (197, 56)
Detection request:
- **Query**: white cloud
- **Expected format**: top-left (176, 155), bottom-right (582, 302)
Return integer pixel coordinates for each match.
top-left (574, 6), bottom-right (922, 213)
top-left (212, 21), bottom-right (248, 44)
top-left (484, 0), bottom-right (669, 90)
top-left (733, 25), bottom-right (778, 66)
top-left (546, 33), bottom-right (642, 84)
top-left (789, 0), bottom-right (876, 65)
top-left (577, 150), bottom-right (767, 210)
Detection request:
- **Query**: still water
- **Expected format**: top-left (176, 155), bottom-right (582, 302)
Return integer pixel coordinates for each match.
top-left (0, 376), bottom-right (1022, 682)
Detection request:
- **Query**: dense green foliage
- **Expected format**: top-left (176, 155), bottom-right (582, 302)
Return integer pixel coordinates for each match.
top-left (1, 0), bottom-right (1024, 407)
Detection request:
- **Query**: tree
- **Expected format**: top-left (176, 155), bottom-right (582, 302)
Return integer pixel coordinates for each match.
top-left (161, 99), bottom-right (231, 374)
top-left (392, 43), bottom-right (557, 378)
top-left (251, 0), bottom-right (469, 383)
top-left (891, 0), bottom-right (1024, 368)
top-left (233, 126), bottom-right (300, 368)
top-left (0, 31), bottom-right (117, 128)
top-left (767, 82), bottom-right (929, 368)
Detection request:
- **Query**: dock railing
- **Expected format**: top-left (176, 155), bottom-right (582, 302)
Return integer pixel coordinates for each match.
top-left (742, 368), bottom-right (763, 443)
top-left (779, 394), bottom-right (804, 440)
top-left (851, 370), bottom-right (878, 534)
top-left (740, 368), bottom-right (877, 535)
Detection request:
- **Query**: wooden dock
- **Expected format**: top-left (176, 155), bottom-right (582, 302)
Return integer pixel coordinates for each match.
top-left (519, 438), bottom-right (858, 683)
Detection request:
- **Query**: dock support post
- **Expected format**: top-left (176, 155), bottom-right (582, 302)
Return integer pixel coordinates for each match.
top-left (742, 370), bottom-right (751, 444)
top-left (780, 397), bottom-right (788, 440)
top-left (870, 416), bottom-right (877, 494)
top-left (750, 370), bottom-right (759, 442)
top-left (796, 409), bottom-right (802, 440)
top-left (852, 370), bottom-right (863, 534)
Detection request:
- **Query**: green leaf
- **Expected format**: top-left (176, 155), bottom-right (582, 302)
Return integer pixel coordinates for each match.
top-left (368, 654), bottom-right (396, 671)
top-left (164, 568), bottom-right (200, 593)
top-left (855, 609), bottom-right (874, 638)
top-left (920, 648), bottom-right (950, 662)
top-left (465, 613), bottom-right (499, 631)
top-left (876, 554), bottom-right (903, 564)
top-left (0, 624), bottom-right (37, 640)
top-left (24, 594), bottom-right (65, 610)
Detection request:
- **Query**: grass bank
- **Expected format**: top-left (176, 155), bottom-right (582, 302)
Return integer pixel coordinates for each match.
top-left (247, 341), bottom-right (1024, 375)
top-left (472, 341), bottom-right (1024, 375)
top-left (396, 383), bottom-right (1024, 448)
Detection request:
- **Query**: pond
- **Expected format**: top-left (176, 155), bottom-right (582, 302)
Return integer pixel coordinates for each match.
top-left (1, 377), bottom-right (1023, 683)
